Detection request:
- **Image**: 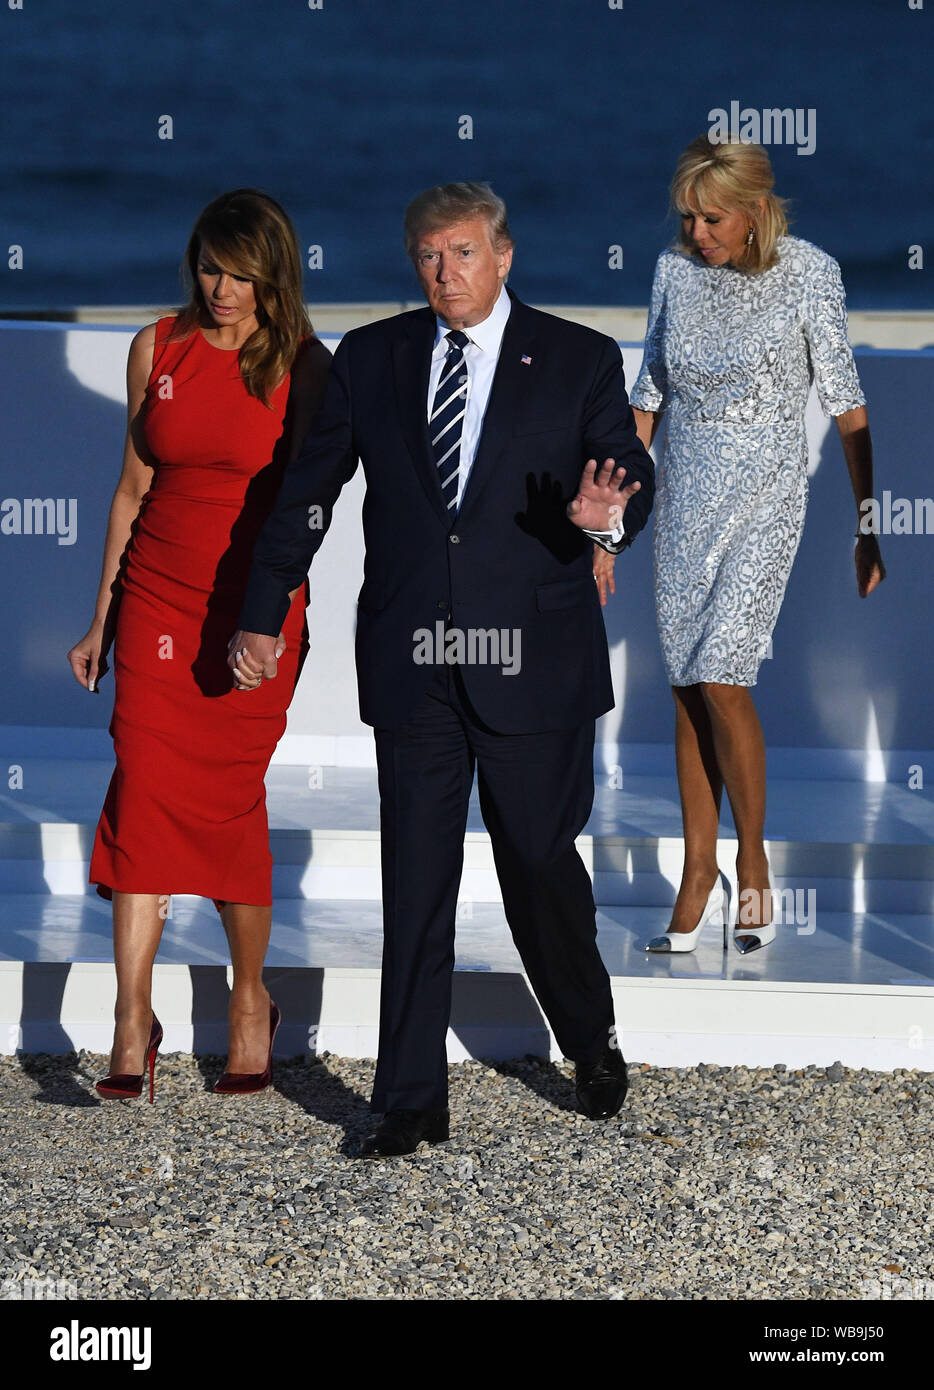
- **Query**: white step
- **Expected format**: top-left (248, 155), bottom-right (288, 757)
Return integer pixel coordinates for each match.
top-left (2, 760), bottom-right (932, 1070)
top-left (1, 825), bottom-right (932, 914)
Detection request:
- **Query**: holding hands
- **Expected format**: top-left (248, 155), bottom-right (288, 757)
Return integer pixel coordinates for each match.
top-left (227, 630), bottom-right (286, 691)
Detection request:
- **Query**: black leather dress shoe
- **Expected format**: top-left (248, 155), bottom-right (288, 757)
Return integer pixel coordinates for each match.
top-left (575, 1046), bottom-right (628, 1120)
top-left (358, 1107), bottom-right (450, 1158)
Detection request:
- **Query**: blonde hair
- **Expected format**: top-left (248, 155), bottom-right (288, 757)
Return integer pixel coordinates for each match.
top-left (671, 135), bottom-right (789, 273)
top-left (404, 181), bottom-right (513, 260)
top-left (174, 188), bottom-right (312, 406)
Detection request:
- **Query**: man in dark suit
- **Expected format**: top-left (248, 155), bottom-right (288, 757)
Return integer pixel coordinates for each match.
top-left (229, 182), bottom-right (654, 1156)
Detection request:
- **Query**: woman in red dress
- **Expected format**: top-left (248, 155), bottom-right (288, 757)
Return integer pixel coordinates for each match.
top-left (67, 189), bottom-right (330, 1100)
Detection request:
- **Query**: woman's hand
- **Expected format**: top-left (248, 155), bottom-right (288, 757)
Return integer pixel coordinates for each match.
top-left (229, 631), bottom-right (287, 691)
top-left (836, 409), bottom-right (885, 598)
top-left (593, 544), bottom-right (617, 607)
top-left (855, 533), bottom-right (885, 597)
top-left (67, 620), bottom-right (108, 692)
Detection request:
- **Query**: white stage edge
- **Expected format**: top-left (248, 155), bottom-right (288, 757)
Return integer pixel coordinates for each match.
top-left (3, 962), bottom-right (933, 1072)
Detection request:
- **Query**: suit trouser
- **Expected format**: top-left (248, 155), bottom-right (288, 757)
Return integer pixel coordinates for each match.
top-left (371, 660), bottom-right (615, 1113)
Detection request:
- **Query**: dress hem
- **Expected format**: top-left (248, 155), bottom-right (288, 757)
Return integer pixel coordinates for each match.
top-left (91, 881), bottom-right (271, 913)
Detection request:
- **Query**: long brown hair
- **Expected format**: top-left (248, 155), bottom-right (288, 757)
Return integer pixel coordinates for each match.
top-left (173, 188), bottom-right (311, 405)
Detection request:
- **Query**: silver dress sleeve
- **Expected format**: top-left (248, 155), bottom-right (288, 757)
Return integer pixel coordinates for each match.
top-left (630, 253), bottom-right (669, 413)
top-left (804, 252), bottom-right (866, 417)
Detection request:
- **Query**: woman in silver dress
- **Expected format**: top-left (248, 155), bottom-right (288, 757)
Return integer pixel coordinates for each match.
top-left (596, 135), bottom-right (885, 953)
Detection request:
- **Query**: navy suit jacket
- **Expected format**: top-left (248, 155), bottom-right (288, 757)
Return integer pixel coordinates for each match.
top-left (239, 287), bottom-right (654, 733)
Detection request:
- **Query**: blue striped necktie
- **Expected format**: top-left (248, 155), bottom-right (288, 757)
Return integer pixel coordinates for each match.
top-left (430, 329), bottom-right (470, 513)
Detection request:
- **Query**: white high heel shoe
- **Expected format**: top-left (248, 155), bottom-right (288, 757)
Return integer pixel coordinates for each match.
top-left (645, 873), bottom-right (732, 954)
top-left (733, 871), bottom-right (776, 954)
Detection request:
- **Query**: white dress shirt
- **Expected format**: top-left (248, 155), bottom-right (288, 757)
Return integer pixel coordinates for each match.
top-left (427, 283), bottom-right (625, 548)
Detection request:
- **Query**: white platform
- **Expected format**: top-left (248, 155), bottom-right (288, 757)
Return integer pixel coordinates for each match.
top-left (4, 958), bottom-right (931, 1072)
top-left (4, 322), bottom-right (933, 1072)
top-left (1, 760), bottom-right (932, 1070)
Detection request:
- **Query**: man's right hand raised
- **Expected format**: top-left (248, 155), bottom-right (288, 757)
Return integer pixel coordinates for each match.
top-left (227, 630), bottom-right (284, 691)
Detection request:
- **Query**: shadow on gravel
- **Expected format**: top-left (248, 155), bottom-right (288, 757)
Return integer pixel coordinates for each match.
top-left (482, 1056), bottom-right (580, 1113)
top-left (15, 964), bottom-right (98, 1105)
top-left (14, 1053), bottom-right (99, 1107)
top-left (272, 1057), bottom-right (373, 1155)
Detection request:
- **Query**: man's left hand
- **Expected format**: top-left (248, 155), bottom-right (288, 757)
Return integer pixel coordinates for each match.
top-left (567, 456), bottom-right (641, 533)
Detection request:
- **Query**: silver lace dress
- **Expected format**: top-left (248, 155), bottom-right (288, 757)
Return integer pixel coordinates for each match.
top-left (630, 235), bottom-right (865, 687)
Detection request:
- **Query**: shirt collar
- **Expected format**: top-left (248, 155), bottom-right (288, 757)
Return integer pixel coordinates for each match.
top-left (432, 282), bottom-right (511, 355)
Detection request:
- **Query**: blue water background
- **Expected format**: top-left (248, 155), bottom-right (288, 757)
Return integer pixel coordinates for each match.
top-left (0, 0), bottom-right (931, 311)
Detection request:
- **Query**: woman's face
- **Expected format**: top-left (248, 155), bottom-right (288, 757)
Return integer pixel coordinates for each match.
top-left (681, 201), bottom-right (751, 267)
top-left (196, 243), bottom-right (259, 330)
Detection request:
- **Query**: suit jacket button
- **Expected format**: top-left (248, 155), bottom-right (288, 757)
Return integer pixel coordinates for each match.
top-left (437, 600), bottom-right (448, 609)
top-left (449, 533), bottom-right (460, 543)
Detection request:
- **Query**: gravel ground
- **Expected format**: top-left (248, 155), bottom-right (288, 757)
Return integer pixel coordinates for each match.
top-left (0, 1052), bottom-right (932, 1301)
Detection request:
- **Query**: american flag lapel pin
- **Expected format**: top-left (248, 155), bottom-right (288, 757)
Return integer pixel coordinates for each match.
top-left (521, 354), bottom-right (532, 365)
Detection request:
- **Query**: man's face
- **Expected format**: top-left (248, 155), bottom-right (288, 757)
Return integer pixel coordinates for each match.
top-left (412, 216), bottom-right (513, 328)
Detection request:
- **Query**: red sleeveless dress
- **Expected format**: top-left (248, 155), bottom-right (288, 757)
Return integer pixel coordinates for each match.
top-left (90, 317), bottom-right (311, 907)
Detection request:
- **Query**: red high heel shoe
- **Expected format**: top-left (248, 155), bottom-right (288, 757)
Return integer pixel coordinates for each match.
top-left (96, 1015), bottom-right (163, 1103)
top-left (213, 1000), bottom-right (280, 1095)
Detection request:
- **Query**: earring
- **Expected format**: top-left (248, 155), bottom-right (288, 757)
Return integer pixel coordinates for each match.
top-left (746, 226), bottom-right (755, 245)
